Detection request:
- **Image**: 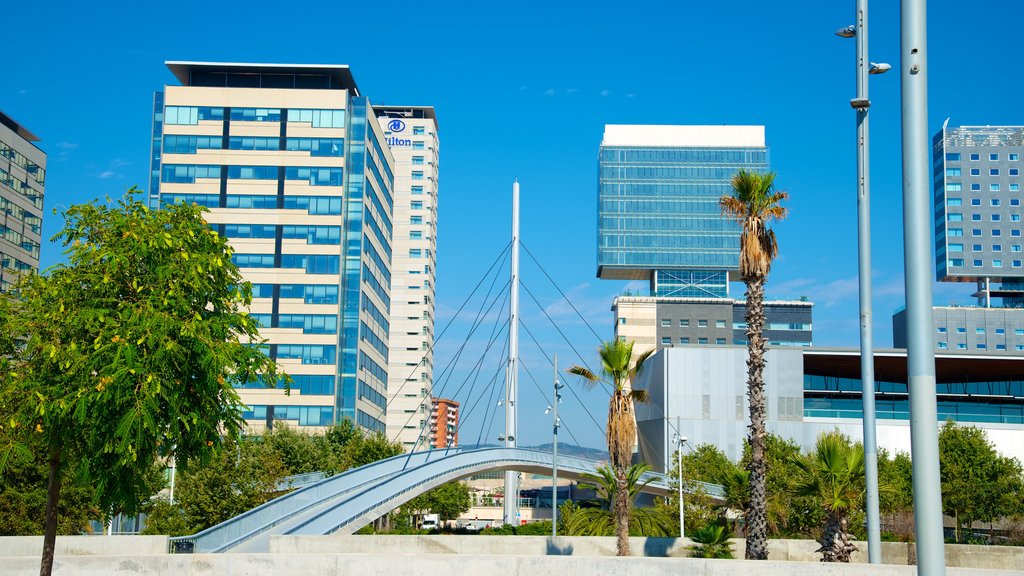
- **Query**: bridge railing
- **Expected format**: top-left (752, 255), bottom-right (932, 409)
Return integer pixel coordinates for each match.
top-left (168, 447), bottom-right (460, 553)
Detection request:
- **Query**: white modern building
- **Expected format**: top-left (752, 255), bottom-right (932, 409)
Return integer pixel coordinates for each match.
top-left (150, 61), bottom-right (395, 433)
top-left (375, 107), bottom-right (440, 449)
top-left (634, 346), bottom-right (1024, 469)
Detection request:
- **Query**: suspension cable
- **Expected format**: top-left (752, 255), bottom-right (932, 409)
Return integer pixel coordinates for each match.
top-left (521, 241), bottom-right (604, 343)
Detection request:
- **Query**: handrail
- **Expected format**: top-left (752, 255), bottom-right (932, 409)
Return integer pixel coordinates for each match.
top-left (168, 447), bottom-right (724, 553)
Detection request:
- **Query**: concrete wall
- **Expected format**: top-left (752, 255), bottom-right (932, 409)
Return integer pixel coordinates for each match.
top-left (0, 536), bottom-right (168, 557)
top-left (5, 552), bottom-right (1021, 576)
top-left (270, 535), bottom-right (1024, 569)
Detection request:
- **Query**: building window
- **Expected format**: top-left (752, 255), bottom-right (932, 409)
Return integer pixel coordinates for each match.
top-left (950, 259), bottom-right (963, 266)
top-left (972, 229), bottom-right (982, 237)
top-left (991, 183), bottom-right (1001, 191)
top-left (950, 244), bottom-right (963, 252)
top-left (958, 343), bottom-right (968, 350)
top-left (993, 259), bottom-right (1003, 267)
top-left (937, 327), bottom-right (947, 333)
top-left (946, 168), bottom-right (961, 177)
top-left (993, 229), bottom-right (1002, 236)
top-left (996, 344), bottom-right (1007, 350)
top-left (977, 344), bottom-right (988, 350)
top-left (973, 259), bottom-right (983, 266)
top-left (412, 156), bottom-right (424, 165)
top-left (938, 342), bottom-right (948, 349)
top-left (715, 320), bottom-right (726, 328)
top-left (990, 169), bottom-right (1000, 176)
top-left (976, 328), bottom-right (986, 334)
top-left (972, 214), bottom-right (982, 221)
top-left (970, 169), bottom-right (980, 176)
top-left (679, 319), bottom-right (689, 328)
top-left (990, 153), bottom-right (1000, 161)
top-left (716, 338), bottom-right (726, 345)
top-left (661, 337), bottom-right (671, 345)
top-left (1014, 230), bottom-right (1022, 237)
top-left (971, 183), bottom-right (981, 191)
top-left (947, 198), bottom-right (963, 206)
top-left (409, 249), bottom-right (422, 258)
top-left (413, 126), bottom-right (425, 135)
top-left (411, 185), bottom-right (424, 195)
top-left (679, 337), bottom-right (689, 344)
top-left (412, 171), bottom-right (424, 180)
top-left (698, 320), bottom-right (708, 328)
top-left (1013, 215), bottom-right (1022, 222)
top-left (971, 244), bottom-right (982, 252)
top-left (970, 153), bottom-right (980, 161)
top-left (410, 231), bottom-right (423, 240)
top-left (661, 319), bottom-right (671, 327)
top-left (1012, 184), bottom-right (1021, 192)
top-left (1010, 153), bottom-right (1019, 161)
top-left (996, 328), bottom-right (1005, 335)
top-left (698, 338), bottom-right (708, 344)
top-left (413, 141), bottom-right (425, 150)
top-left (992, 199), bottom-right (1002, 207)
top-left (411, 216), bottom-right (423, 224)
top-left (946, 153), bottom-right (960, 161)
top-left (619, 317), bottom-right (626, 325)
top-left (993, 214), bottom-right (1002, 222)
top-left (411, 201), bottom-right (423, 210)
top-left (1013, 245), bottom-right (1022, 252)
top-left (948, 213), bottom-right (963, 221)
top-left (1014, 260), bottom-right (1022, 267)
top-left (949, 228), bottom-right (963, 237)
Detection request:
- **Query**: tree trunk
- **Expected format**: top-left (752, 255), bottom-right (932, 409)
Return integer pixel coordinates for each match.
top-left (743, 275), bottom-right (769, 560)
top-left (818, 511), bottom-right (856, 563)
top-left (39, 448), bottom-right (62, 576)
top-left (614, 466), bottom-right (631, 556)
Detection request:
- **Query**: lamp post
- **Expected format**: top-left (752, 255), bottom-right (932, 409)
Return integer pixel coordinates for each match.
top-left (835, 4), bottom-right (889, 563)
top-left (546, 353), bottom-right (563, 537)
top-left (672, 430), bottom-right (687, 538)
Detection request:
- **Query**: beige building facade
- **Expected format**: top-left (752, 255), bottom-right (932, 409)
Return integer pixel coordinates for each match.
top-left (151, 62), bottom-right (395, 432)
top-left (0, 110), bottom-right (45, 290)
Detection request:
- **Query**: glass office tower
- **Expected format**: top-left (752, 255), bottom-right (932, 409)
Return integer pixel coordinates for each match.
top-left (150, 62), bottom-right (395, 432)
top-left (0, 110), bottom-right (45, 290)
top-left (597, 125), bottom-right (768, 297)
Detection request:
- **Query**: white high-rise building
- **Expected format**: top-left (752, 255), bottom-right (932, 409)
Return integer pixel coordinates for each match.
top-left (375, 107), bottom-right (439, 449)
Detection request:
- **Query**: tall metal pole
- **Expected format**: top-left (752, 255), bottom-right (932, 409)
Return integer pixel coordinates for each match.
top-left (900, 2), bottom-right (946, 574)
top-left (504, 180), bottom-right (521, 526)
top-left (676, 416), bottom-right (684, 538)
top-left (854, 0), bottom-right (882, 562)
top-left (551, 353), bottom-right (559, 537)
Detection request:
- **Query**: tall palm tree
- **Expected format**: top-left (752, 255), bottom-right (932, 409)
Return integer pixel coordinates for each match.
top-left (792, 432), bottom-right (866, 562)
top-left (564, 463), bottom-right (675, 538)
top-left (719, 169), bottom-right (788, 560)
top-left (568, 338), bottom-right (653, 556)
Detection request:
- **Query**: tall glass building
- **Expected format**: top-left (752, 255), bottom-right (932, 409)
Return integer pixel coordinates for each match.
top-left (896, 122), bottom-right (1024, 356)
top-left (0, 110), bottom-right (45, 290)
top-left (150, 62), bottom-right (395, 432)
top-left (597, 125), bottom-right (768, 297)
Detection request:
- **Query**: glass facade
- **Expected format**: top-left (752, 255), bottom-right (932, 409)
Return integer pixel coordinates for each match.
top-left (597, 138), bottom-right (768, 296)
top-left (804, 374), bottom-right (1024, 424)
top-left (150, 63), bottom-right (394, 433)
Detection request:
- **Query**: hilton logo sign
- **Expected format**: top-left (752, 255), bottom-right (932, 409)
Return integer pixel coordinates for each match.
top-left (386, 119), bottom-right (412, 148)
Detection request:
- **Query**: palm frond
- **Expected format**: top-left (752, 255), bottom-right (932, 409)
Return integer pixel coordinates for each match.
top-left (628, 388), bottom-right (649, 403)
top-left (566, 366), bottom-right (600, 389)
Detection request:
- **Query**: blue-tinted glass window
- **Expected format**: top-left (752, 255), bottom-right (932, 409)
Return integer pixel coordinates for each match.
top-left (282, 225), bottom-right (342, 244)
top-left (282, 196), bottom-right (343, 214)
top-left (287, 109), bottom-right (345, 128)
top-left (225, 195), bottom-right (278, 209)
top-left (232, 254), bottom-right (275, 268)
top-left (230, 108), bottom-right (281, 122)
top-left (229, 136), bottom-right (280, 151)
top-left (281, 254), bottom-right (341, 274)
top-left (413, 126), bottom-right (425, 135)
top-left (280, 284), bottom-right (339, 304)
top-left (161, 164), bottom-right (222, 183)
top-left (224, 224), bottom-right (276, 238)
top-left (227, 165), bottom-right (278, 180)
top-left (285, 137), bottom-right (345, 156)
top-left (285, 167), bottom-right (344, 186)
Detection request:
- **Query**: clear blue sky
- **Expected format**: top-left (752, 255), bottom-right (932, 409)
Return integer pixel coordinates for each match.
top-left (2, 0), bottom-right (1020, 450)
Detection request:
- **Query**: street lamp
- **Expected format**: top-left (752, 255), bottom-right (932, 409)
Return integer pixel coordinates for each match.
top-left (836, 2), bottom-right (889, 564)
top-left (672, 432), bottom-right (687, 538)
top-left (547, 353), bottom-right (563, 537)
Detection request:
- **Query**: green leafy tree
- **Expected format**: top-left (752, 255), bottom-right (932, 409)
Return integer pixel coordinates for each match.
top-left (741, 433), bottom-right (822, 537)
top-left (939, 421), bottom-right (1024, 542)
top-left (0, 446), bottom-right (99, 536)
top-left (563, 464), bottom-right (675, 537)
top-left (0, 192), bottom-right (283, 576)
top-left (567, 339), bottom-right (653, 555)
top-left (667, 444), bottom-right (741, 535)
top-left (688, 523), bottom-right (735, 559)
top-left (876, 448), bottom-right (914, 540)
top-left (792, 431), bottom-right (866, 563)
top-left (401, 481), bottom-right (472, 522)
top-left (720, 169), bottom-right (788, 559)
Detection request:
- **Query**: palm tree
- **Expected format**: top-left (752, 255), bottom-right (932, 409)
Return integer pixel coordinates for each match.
top-left (793, 432), bottom-right (866, 563)
top-left (564, 463), bottom-right (675, 538)
top-left (719, 169), bottom-right (788, 560)
top-left (688, 523), bottom-right (735, 559)
top-left (567, 338), bottom-right (653, 556)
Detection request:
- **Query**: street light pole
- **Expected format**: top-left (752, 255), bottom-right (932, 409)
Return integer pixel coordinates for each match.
top-left (550, 353), bottom-right (562, 537)
top-left (673, 420), bottom-right (686, 538)
top-left (837, 6), bottom-right (888, 562)
top-left (900, 1), bottom-right (946, 575)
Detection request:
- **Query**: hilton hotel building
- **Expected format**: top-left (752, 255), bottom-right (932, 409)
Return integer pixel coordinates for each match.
top-left (150, 62), bottom-right (396, 433)
top-left (375, 107), bottom-right (439, 449)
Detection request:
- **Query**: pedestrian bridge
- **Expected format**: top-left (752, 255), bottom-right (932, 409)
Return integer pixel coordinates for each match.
top-left (170, 447), bottom-right (724, 554)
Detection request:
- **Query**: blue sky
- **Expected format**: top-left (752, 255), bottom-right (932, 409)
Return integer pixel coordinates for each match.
top-left (3, 0), bottom-right (1020, 450)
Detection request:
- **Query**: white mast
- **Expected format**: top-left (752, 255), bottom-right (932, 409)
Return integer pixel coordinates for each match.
top-left (503, 180), bottom-right (520, 526)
